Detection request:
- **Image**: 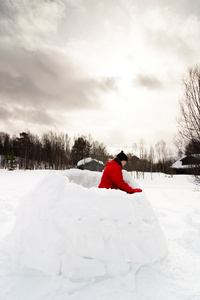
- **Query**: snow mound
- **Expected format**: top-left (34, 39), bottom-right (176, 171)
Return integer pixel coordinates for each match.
top-left (2, 170), bottom-right (167, 279)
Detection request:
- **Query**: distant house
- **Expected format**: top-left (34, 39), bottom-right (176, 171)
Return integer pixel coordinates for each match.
top-left (77, 157), bottom-right (104, 172)
top-left (171, 154), bottom-right (200, 174)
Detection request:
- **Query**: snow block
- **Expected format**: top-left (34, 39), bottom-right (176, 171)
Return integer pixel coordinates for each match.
top-left (2, 170), bottom-right (167, 279)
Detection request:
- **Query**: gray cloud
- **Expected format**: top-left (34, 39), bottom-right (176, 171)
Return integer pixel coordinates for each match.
top-left (136, 0), bottom-right (200, 16)
top-left (0, 0), bottom-right (65, 41)
top-left (12, 107), bottom-right (59, 126)
top-left (0, 70), bottom-right (46, 104)
top-left (145, 28), bottom-right (196, 62)
top-left (0, 104), bottom-right (60, 127)
top-left (134, 74), bottom-right (163, 90)
top-left (0, 105), bottom-right (10, 120)
top-left (99, 77), bottom-right (118, 92)
top-left (0, 42), bottom-right (118, 113)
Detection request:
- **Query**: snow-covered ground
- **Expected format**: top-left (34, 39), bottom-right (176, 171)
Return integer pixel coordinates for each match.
top-left (0, 169), bottom-right (200, 300)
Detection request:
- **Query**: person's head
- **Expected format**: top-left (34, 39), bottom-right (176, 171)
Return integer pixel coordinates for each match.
top-left (116, 151), bottom-right (128, 166)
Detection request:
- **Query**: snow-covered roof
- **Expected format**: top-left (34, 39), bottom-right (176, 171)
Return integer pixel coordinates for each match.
top-left (171, 155), bottom-right (200, 169)
top-left (77, 157), bottom-right (104, 167)
top-left (171, 156), bottom-right (185, 169)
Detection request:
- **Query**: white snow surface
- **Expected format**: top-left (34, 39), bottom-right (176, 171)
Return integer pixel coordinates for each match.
top-left (0, 169), bottom-right (200, 299)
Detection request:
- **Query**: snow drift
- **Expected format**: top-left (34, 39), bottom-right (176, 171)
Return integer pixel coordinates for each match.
top-left (2, 169), bottom-right (167, 279)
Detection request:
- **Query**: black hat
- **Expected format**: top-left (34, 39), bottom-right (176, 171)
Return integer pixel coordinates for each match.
top-left (116, 151), bottom-right (128, 161)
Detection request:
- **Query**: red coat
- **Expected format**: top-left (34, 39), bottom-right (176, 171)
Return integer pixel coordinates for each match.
top-left (98, 160), bottom-right (136, 194)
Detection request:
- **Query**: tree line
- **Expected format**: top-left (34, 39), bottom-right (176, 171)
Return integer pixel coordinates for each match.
top-left (126, 139), bottom-right (174, 175)
top-left (0, 131), bottom-right (110, 170)
top-left (0, 130), bottom-right (175, 173)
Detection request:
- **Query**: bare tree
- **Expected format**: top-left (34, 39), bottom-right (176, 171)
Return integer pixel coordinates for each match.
top-left (90, 140), bottom-right (109, 163)
top-left (176, 65), bottom-right (200, 153)
top-left (155, 140), bottom-right (168, 173)
top-left (139, 139), bottom-right (147, 178)
top-left (148, 146), bottom-right (155, 179)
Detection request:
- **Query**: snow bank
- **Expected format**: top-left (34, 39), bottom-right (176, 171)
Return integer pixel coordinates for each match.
top-left (2, 169), bottom-right (167, 279)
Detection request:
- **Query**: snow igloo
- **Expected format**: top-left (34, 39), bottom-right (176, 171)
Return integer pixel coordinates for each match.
top-left (2, 169), bottom-right (167, 280)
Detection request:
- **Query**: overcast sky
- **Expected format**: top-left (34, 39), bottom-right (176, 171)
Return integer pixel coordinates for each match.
top-left (0, 0), bottom-right (200, 154)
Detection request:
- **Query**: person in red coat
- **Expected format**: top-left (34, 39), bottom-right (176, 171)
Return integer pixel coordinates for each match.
top-left (98, 151), bottom-right (142, 194)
